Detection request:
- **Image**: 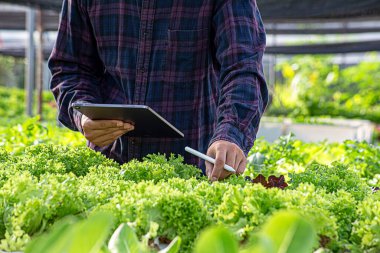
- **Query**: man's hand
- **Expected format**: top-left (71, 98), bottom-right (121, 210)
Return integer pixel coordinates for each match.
top-left (81, 115), bottom-right (134, 147)
top-left (206, 140), bottom-right (246, 181)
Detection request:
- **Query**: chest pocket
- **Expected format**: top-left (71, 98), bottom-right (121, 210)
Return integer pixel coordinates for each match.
top-left (164, 29), bottom-right (209, 85)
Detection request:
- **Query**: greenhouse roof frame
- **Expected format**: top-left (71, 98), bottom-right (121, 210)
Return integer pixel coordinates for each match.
top-left (1, 0), bottom-right (380, 57)
top-left (3, 39), bottom-right (380, 59)
top-left (1, 0), bottom-right (380, 21)
top-left (1, 9), bottom-right (380, 35)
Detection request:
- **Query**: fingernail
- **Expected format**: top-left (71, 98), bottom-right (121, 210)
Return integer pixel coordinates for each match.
top-left (124, 124), bottom-right (131, 130)
top-left (117, 122), bottom-right (123, 127)
top-left (211, 177), bottom-right (218, 182)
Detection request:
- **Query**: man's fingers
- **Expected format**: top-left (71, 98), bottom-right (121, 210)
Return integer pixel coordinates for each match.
top-left (86, 120), bottom-right (123, 129)
top-left (206, 147), bottom-right (216, 178)
top-left (216, 151), bottom-right (236, 180)
top-left (122, 122), bottom-right (135, 130)
top-left (81, 115), bottom-right (136, 147)
top-left (210, 148), bottom-right (226, 181)
top-left (98, 137), bottom-right (121, 147)
top-left (97, 139), bottom-right (116, 148)
top-left (237, 159), bottom-right (247, 175)
top-left (91, 129), bottom-right (128, 147)
top-left (206, 146), bottom-right (216, 157)
top-left (205, 161), bottom-right (213, 178)
top-left (85, 119), bottom-right (134, 130)
top-left (84, 127), bottom-right (126, 139)
top-left (84, 125), bottom-right (134, 141)
top-left (225, 152), bottom-right (237, 173)
top-left (219, 170), bottom-right (233, 180)
top-left (234, 155), bottom-right (243, 174)
top-left (206, 140), bottom-right (247, 182)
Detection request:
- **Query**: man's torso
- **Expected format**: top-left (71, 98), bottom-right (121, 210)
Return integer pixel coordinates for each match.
top-left (82, 0), bottom-right (219, 170)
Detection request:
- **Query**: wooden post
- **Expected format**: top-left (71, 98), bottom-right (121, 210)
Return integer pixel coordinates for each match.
top-left (25, 7), bottom-right (36, 117)
top-left (36, 6), bottom-right (44, 120)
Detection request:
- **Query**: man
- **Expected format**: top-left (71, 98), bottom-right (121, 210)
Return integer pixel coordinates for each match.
top-left (49, 0), bottom-right (268, 181)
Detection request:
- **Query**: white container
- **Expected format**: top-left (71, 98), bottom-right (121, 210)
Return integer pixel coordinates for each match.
top-left (257, 117), bottom-right (375, 143)
top-left (256, 121), bottom-right (285, 142)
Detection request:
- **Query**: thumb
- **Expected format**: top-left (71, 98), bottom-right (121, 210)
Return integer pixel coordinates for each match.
top-left (81, 114), bottom-right (90, 128)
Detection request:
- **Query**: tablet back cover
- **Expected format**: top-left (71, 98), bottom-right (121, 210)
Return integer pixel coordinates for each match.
top-left (72, 103), bottom-right (184, 138)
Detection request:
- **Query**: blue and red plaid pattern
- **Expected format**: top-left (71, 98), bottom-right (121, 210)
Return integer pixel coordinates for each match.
top-left (49, 0), bottom-right (268, 171)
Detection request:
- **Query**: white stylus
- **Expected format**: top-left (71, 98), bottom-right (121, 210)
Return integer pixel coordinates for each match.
top-left (185, 146), bottom-right (236, 173)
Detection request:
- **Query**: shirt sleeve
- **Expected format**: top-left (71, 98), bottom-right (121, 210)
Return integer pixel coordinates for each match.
top-left (48, 0), bottom-right (104, 132)
top-left (209, 0), bottom-right (268, 155)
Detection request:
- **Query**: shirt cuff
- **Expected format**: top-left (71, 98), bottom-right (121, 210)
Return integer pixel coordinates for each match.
top-left (73, 110), bottom-right (84, 134)
top-left (209, 122), bottom-right (254, 156)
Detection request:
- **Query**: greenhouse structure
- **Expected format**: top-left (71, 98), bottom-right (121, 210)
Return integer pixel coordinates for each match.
top-left (0, 0), bottom-right (379, 252)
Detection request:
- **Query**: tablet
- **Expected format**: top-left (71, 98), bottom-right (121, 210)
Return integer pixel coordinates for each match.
top-left (71, 102), bottom-right (184, 138)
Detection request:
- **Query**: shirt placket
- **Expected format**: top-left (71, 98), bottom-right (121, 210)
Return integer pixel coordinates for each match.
top-left (128, 0), bottom-right (156, 161)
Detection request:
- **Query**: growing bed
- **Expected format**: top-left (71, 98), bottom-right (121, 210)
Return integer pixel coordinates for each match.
top-left (0, 120), bottom-right (379, 252)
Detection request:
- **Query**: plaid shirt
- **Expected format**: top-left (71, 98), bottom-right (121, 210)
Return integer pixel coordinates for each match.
top-left (49, 0), bottom-right (268, 171)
